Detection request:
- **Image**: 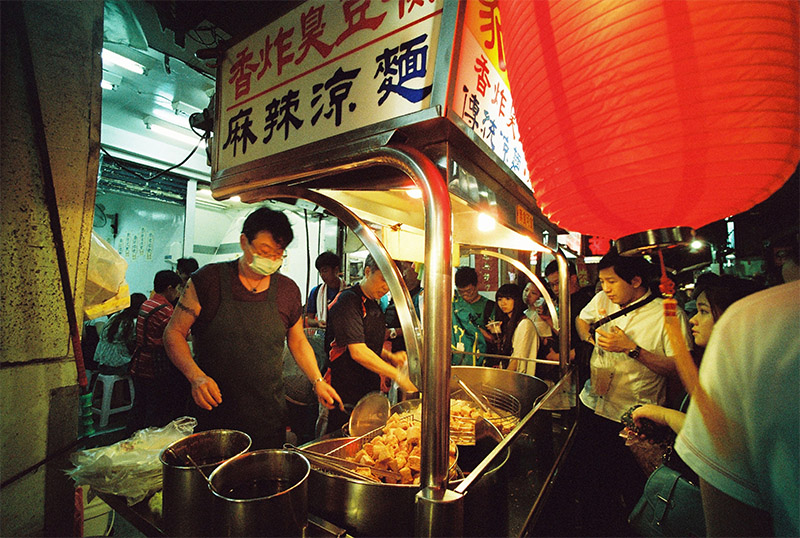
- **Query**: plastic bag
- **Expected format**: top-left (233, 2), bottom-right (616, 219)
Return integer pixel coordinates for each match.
top-left (67, 416), bottom-right (196, 505)
top-left (84, 232), bottom-right (128, 317)
top-left (84, 282), bottom-right (130, 320)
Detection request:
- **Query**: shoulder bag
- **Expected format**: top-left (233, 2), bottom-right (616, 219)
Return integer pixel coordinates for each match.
top-left (628, 447), bottom-right (706, 537)
top-left (589, 292), bottom-right (657, 339)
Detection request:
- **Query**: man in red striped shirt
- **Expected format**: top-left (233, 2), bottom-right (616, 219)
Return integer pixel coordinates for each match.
top-left (127, 270), bottom-right (184, 433)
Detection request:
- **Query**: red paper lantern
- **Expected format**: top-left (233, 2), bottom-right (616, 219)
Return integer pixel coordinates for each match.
top-left (499, 0), bottom-right (799, 239)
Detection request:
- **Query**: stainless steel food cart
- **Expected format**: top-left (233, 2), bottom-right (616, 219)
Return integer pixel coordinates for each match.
top-left (204, 1), bottom-right (580, 534)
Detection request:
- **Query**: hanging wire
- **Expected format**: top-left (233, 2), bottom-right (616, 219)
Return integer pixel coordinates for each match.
top-left (99, 127), bottom-right (208, 183)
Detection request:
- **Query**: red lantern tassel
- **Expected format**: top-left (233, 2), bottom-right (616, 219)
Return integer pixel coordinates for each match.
top-left (658, 251), bottom-right (734, 456)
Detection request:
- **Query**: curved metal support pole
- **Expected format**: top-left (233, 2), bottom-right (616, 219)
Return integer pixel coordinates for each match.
top-left (554, 250), bottom-right (571, 374)
top-left (235, 144), bottom-right (453, 503)
top-left (244, 185), bottom-right (424, 387)
top-left (460, 248), bottom-right (558, 332)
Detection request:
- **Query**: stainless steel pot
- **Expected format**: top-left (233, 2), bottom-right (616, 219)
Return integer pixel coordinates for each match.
top-left (451, 366), bottom-right (549, 416)
top-left (160, 429), bottom-right (252, 537)
top-left (209, 449), bottom-right (310, 537)
top-left (304, 436), bottom-right (508, 536)
top-left (303, 367), bottom-right (548, 536)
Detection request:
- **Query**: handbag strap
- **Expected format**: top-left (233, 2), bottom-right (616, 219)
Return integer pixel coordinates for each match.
top-left (137, 303), bottom-right (170, 350)
top-left (590, 292), bottom-right (657, 336)
top-left (652, 466), bottom-right (683, 522)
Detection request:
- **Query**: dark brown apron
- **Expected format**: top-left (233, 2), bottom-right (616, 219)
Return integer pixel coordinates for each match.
top-left (192, 263), bottom-right (287, 449)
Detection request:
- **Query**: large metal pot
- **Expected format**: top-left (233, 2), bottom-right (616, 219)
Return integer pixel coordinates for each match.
top-left (209, 449), bottom-right (310, 537)
top-left (304, 367), bottom-right (548, 536)
top-left (304, 435), bottom-right (509, 536)
top-left (451, 366), bottom-right (549, 416)
top-left (160, 429), bottom-right (252, 537)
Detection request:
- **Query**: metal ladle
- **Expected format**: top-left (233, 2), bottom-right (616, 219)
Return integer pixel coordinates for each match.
top-left (167, 447), bottom-right (219, 494)
top-left (348, 391), bottom-right (390, 437)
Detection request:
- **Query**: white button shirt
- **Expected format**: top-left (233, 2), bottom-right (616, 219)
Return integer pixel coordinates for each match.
top-left (578, 290), bottom-right (692, 422)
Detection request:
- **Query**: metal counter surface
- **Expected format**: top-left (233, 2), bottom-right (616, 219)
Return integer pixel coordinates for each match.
top-left (97, 371), bottom-right (578, 537)
top-left (95, 492), bottom-right (350, 537)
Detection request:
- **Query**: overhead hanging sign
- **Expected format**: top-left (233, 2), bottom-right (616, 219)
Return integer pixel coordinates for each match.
top-left (216, 0), bottom-right (444, 172)
top-left (449, 0), bottom-right (531, 190)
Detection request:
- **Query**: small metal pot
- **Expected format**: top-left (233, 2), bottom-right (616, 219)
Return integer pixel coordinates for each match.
top-left (160, 429), bottom-right (251, 537)
top-left (209, 449), bottom-right (310, 537)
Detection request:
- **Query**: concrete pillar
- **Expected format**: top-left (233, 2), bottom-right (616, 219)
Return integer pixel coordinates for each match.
top-left (1, 1), bottom-right (103, 535)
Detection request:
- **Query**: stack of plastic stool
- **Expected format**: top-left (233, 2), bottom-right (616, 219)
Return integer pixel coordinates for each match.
top-left (91, 374), bottom-right (134, 428)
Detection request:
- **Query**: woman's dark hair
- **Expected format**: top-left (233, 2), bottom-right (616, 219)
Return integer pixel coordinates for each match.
top-left (104, 293), bottom-right (147, 345)
top-left (495, 283), bottom-right (526, 356)
top-left (693, 273), bottom-right (763, 322)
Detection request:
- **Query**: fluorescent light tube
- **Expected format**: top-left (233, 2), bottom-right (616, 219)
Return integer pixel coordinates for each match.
top-left (144, 120), bottom-right (204, 147)
top-left (102, 48), bottom-right (145, 75)
top-left (151, 107), bottom-right (190, 128)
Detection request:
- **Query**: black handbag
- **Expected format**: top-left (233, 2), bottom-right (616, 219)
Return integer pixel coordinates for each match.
top-left (628, 462), bottom-right (706, 537)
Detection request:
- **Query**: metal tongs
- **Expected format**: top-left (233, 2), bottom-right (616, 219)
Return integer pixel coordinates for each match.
top-left (284, 444), bottom-right (401, 483)
top-left (454, 376), bottom-right (503, 417)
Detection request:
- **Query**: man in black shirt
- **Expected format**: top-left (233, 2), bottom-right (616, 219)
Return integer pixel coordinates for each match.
top-left (544, 260), bottom-right (595, 381)
top-left (325, 254), bottom-right (417, 432)
top-left (383, 260), bottom-right (422, 353)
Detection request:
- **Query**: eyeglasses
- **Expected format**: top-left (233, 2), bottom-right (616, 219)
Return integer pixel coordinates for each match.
top-left (258, 251), bottom-right (288, 261)
top-left (250, 242), bottom-right (287, 261)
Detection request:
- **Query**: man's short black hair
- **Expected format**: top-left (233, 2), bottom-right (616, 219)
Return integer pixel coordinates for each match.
top-left (241, 207), bottom-right (294, 248)
top-left (364, 253), bottom-right (380, 271)
top-left (544, 259), bottom-right (576, 277)
top-left (176, 257), bottom-right (198, 275)
top-left (455, 266), bottom-right (478, 288)
top-left (315, 251), bottom-right (340, 271)
top-left (598, 251), bottom-right (653, 285)
top-left (153, 270), bottom-right (182, 293)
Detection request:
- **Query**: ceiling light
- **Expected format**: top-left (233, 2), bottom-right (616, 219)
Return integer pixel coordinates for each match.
top-left (101, 70), bottom-right (122, 90)
top-left (102, 48), bottom-right (145, 75)
top-left (477, 213), bottom-right (496, 232)
top-left (144, 119), bottom-right (204, 147)
top-left (151, 107), bottom-right (190, 128)
top-left (690, 239), bottom-right (704, 250)
top-left (172, 99), bottom-right (203, 115)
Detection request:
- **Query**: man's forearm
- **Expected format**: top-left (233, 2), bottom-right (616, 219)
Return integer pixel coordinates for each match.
top-left (576, 318), bottom-right (592, 343)
top-left (164, 327), bottom-right (205, 381)
top-left (635, 349), bottom-right (677, 377)
top-left (350, 344), bottom-right (401, 380)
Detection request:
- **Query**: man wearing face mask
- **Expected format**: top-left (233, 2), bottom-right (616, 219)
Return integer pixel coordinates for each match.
top-left (164, 207), bottom-right (343, 449)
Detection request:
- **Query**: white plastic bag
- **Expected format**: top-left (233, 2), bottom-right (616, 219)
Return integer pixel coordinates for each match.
top-left (84, 232), bottom-right (127, 317)
top-left (67, 416), bottom-right (196, 505)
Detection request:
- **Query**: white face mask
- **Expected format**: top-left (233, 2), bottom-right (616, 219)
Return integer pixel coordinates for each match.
top-left (249, 253), bottom-right (283, 276)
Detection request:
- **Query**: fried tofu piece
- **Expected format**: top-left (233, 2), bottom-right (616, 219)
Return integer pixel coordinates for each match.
top-left (407, 454), bottom-right (421, 471)
top-left (355, 467), bottom-right (374, 480)
top-left (407, 425), bottom-right (421, 445)
top-left (375, 444), bottom-right (392, 464)
top-left (399, 466), bottom-right (413, 484)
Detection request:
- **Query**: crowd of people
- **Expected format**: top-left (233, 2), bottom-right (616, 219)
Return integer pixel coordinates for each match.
top-left (82, 205), bottom-right (797, 536)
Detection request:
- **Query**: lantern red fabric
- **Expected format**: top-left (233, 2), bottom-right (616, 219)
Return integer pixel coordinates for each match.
top-left (499, 0), bottom-right (799, 239)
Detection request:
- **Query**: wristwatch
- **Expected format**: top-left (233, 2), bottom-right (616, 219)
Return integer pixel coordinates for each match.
top-left (627, 345), bottom-right (641, 359)
top-left (388, 328), bottom-right (398, 339)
